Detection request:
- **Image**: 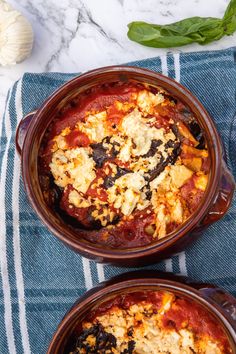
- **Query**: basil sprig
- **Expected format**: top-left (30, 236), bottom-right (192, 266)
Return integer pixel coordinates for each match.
top-left (127, 0), bottom-right (236, 48)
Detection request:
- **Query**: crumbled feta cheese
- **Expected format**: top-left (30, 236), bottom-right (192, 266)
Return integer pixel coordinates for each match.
top-left (68, 190), bottom-right (91, 208)
top-left (78, 111), bottom-right (110, 142)
top-left (150, 169), bottom-right (170, 191)
top-left (130, 153), bottom-right (162, 174)
top-left (113, 172), bottom-right (146, 191)
top-left (137, 90), bottom-right (165, 114)
top-left (118, 137), bottom-right (133, 162)
top-left (121, 109), bottom-right (173, 156)
top-left (121, 189), bottom-right (140, 216)
top-left (180, 329), bottom-right (195, 348)
top-left (107, 173), bottom-right (147, 216)
top-left (50, 147), bottom-right (96, 193)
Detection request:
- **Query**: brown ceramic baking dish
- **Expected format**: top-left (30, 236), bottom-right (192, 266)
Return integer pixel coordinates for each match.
top-left (47, 271), bottom-right (236, 353)
top-left (16, 66), bottom-right (235, 266)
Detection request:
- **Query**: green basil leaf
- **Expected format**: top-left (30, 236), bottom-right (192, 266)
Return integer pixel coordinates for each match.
top-left (223, 0), bottom-right (236, 22)
top-left (127, 0), bottom-right (236, 48)
top-left (223, 0), bottom-right (236, 35)
top-left (127, 22), bottom-right (193, 48)
top-left (190, 21), bottom-right (225, 44)
top-left (156, 17), bottom-right (221, 36)
top-left (127, 18), bottom-right (223, 47)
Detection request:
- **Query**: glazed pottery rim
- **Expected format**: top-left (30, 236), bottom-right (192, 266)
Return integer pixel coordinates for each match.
top-left (21, 65), bottom-right (223, 258)
top-left (47, 277), bottom-right (236, 353)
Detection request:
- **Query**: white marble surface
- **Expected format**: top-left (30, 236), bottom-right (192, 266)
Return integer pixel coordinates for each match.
top-left (0, 0), bottom-right (235, 119)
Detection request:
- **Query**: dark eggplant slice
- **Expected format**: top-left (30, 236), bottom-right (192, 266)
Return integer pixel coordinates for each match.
top-left (49, 181), bottom-right (93, 231)
top-left (142, 139), bottom-right (163, 158)
top-left (165, 139), bottom-right (176, 148)
top-left (196, 133), bottom-right (205, 149)
top-left (178, 109), bottom-right (206, 149)
top-left (148, 156), bottom-right (166, 182)
top-left (171, 123), bottom-right (182, 141)
top-left (90, 142), bottom-right (109, 168)
top-left (103, 176), bottom-right (115, 189)
top-left (161, 91), bottom-right (178, 104)
top-left (86, 208), bottom-right (103, 230)
top-left (188, 120), bottom-right (206, 149)
top-left (188, 120), bottom-right (201, 137)
top-left (173, 118), bottom-right (206, 150)
top-left (103, 166), bottom-right (130, 189)
top-left (55, 203), bottom-right (88, 230)
top-left (91, 137), bottom-right (120, 168)
top-left (48, 175), bottom-right (63, 206)
top-left (147, 140), bottom-right (181, 182)
top-left (121, 340), bottom-right (136, 354)
top-left (87, 205), bottom-right (120, 229)
top-left (166, 141), bottom-right (181, 164)
top-left (72, 324), bottom-right (117, 353)
top-left (111, 214), bottom-right (121, 225)
top-left (181, 107), bottom-right (192, 119)
top-left (116, 166), bottom-right (130, 178)
top-left (71, 322), bottom-right (136, 353)
top-left (141, 186), bottom-right (152, 200)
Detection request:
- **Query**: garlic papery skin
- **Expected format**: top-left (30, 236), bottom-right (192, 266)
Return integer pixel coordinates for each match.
top-left (0, 0), bottom-right (33, 66)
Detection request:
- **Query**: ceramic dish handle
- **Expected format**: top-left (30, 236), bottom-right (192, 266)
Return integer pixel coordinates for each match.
top-left (198, 286), bottom-right (236, 330)
top-left (202, 160), bottom-right (235, 226)
top-left (15, 111), bottom-right (36, 156)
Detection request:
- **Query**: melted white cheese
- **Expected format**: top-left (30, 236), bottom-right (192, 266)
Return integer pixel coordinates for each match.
top-left (150, 165), bottom-right (193, 191)
top-left (137, 90), bottom-right (165, 114)
top-left (50, 147), bottom-right (96, 193)
top-left (118, 137), bottom-right (133, 162)
top-left (121, 109), bottom-right (175, 157)
top-left (130, 153), bottom-right (162, 174)
top-left (107, 172), bottom-right (147, 216)
top-left (78, 111), bottom-right (110, 142)
top-left (68, 190), bottom-right (91, 208)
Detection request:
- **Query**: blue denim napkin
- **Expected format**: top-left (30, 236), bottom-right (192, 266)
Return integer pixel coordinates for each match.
top-left (0, 47), bottom-right (235, 354)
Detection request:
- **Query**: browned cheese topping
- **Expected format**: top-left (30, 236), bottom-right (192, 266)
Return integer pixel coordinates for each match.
top-left (70, 291), bottom-right (231, 354)
top-left (39, 83), bottom-right (210, 247)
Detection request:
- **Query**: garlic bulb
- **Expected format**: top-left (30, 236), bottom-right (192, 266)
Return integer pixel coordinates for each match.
top-left (0, 0), bottom-right (33, 66)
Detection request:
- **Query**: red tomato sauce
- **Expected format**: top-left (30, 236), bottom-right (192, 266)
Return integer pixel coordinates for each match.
top-left (181, 177), bottom-right (204, 213)
top-left (162, 297), bottom-right (230, 350)
top-left (106, 210), bottom-right (155, 247)
top-left (85, 291), bottom-right (163, 323)
top-left (77, 209), bottom-right (155, 248)
top-left (48, 82), bottom-right (139, 138)
top-left (65, 130), bottom-right (90, 148)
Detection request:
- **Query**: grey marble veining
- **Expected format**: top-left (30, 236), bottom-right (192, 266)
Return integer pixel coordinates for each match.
top-left (0, 0), bottom-right (235, 119)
